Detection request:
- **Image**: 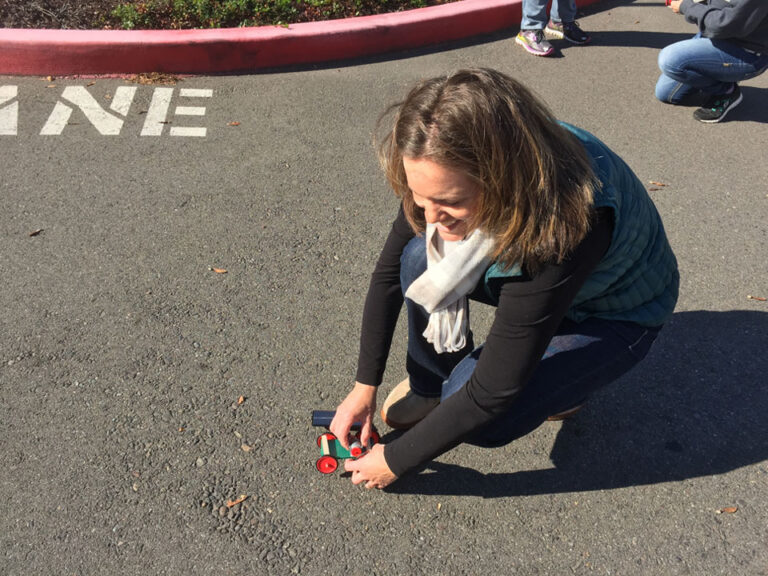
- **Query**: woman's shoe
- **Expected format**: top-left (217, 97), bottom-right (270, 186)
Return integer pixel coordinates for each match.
top-left (380, 378), bottom-right (440, 429)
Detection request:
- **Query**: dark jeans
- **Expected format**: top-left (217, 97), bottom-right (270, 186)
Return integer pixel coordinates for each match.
top-left (401, 235), bottom-right (661, 448)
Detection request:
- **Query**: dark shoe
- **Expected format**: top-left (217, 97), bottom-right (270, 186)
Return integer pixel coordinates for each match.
top-left (693, 85), bottom-right (742, 123)
top-left (516, 29), bottom-right (554, 57)
top-left (545, 20), bottom-right (591, 45)
top-left (546, 404), bottom-right (583, 421)
top-left (381, 378), bottom-right (440, 429)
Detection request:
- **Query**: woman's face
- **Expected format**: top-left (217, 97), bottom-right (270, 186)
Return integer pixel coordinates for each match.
top-left (402, 156), bottom-right (481, 242)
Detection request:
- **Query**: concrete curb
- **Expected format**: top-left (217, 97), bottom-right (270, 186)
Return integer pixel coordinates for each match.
top-left (0, 0), bottom-right (601, 76)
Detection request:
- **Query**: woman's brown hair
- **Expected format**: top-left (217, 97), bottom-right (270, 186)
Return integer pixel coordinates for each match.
top-left (377, 68), bottom-right (597, 274)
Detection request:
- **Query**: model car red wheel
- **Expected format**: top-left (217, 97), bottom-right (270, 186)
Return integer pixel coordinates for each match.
top-left (316, 432), bottom-right (336, 447)
top-left (316, 455), bottom-right (338, 474)
top-left (350, 442), bottom-right (363, 458)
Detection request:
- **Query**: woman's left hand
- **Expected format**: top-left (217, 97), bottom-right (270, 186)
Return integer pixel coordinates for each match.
top-left (344, 444), bottom-right (397, 490)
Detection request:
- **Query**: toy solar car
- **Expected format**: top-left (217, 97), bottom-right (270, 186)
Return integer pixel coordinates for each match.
top-left (312, 410), bottom-right (380, 474)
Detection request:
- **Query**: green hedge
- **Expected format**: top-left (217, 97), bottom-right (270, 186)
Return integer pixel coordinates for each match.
top-left (111, 0), bottom-right (434, 30)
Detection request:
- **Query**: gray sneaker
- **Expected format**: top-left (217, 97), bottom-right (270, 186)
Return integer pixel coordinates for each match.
top-left (693, 85), bottom-right (743, 123)
top-left (515, 29), bottom-right (554, 57)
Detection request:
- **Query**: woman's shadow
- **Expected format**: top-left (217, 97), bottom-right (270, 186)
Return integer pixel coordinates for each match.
top-left (388, 309), bottom-right (768, 497)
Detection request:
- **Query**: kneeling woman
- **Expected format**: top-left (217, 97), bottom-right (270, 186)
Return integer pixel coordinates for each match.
top-left (330, 68), bottom-right (679, 490)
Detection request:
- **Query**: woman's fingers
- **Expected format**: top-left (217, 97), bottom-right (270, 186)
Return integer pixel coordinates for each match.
top-left (343, 445), bottom-right (396, 489)
top-left (329, 412), bottom-right (353, 449)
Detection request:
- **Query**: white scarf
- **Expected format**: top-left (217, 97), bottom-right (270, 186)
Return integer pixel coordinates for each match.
top-left (404, 223), bottom-right (494, 353)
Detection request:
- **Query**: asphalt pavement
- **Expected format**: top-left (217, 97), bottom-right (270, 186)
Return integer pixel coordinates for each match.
top-left (1, 1), bottom-right (767, 575)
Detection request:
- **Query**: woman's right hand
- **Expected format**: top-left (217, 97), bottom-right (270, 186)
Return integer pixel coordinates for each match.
top-left (330, 381), bottom-right (378, 450)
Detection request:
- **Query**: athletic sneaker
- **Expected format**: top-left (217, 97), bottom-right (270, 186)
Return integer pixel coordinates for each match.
top-left (544, 20), bottom-right (591, 45)
top-left (516, 29), bottom-right (554, 57)
top-left (693, 85), bottom-right (743, 123)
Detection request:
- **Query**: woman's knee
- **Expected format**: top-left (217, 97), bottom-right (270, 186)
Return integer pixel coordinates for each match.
top-left (657, 43), bottom-right (681, 77)
top-left (655, 74), bottom-right (676, 102)
top-left (655, 46), bottom-right (686, 103)
top-left (655, 49), bottom-right (695, 104)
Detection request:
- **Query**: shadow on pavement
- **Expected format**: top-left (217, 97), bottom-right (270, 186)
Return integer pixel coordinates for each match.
top-left (590, 30), bottom-right (690, 49)
top-left (732, 86), bottom-right (768, 124)
top-left (388, 310), bottom-right (768, 497)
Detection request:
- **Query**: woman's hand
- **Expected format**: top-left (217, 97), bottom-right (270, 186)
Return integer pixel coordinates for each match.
top-left (669, 0), bottom-right (682, 13)
top-left (330, 381), bottom-right (377, 450)
top-left (344, 444), bottom-right (397, 490)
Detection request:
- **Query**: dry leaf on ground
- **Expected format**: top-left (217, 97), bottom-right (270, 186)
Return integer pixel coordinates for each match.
top-left (226, 495), bottom-right (248, 508)
top-left (129, 72), bottom-right (180, 85)
top-left (717, 506), bottom-right (738, 514)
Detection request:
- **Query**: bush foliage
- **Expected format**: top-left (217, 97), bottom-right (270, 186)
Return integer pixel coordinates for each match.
top-left (111, 0), bottom-right (449, 30)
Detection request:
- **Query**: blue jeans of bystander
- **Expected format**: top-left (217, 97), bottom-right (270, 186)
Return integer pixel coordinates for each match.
top-left (521, 0), bottom-right (577, 29)
top-left (656, 33), bottom-right (768, 104)
top-left (401, 234), bottom-right (661, 448)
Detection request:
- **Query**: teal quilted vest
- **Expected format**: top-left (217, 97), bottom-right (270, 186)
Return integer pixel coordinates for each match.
top-left (483, 123), bottom-right (679, 327)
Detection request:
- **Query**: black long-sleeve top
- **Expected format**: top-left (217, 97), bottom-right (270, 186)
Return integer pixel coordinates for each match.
top-left (355, 205), bottom-right (614, 477)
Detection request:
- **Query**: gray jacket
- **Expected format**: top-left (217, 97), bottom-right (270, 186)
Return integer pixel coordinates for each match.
top-left (680, 0), bottom-right (768, 52)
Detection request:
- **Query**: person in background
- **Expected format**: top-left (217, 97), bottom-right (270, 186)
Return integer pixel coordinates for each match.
top-left (515, 0), bottom-right (591, 57)
top-left (656, 0), bottom-right (768, 123)
top-left (329, 68), bottom-right (679, 490)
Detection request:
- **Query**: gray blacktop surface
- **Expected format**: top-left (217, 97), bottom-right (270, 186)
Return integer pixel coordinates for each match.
top-left (2, 0), bottom-right (767, 574)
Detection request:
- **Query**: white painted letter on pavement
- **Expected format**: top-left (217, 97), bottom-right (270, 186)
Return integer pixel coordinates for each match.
top-left (170, 88), bottom-right (213, 137)
top-left (141, 87), bottom-right (174, 136)
top-left (0, 86), bottom-right (18, 136)
top-left (41, 86), bottom-right (138, 136)
top-left (5, 86), bottom-right (214, 137)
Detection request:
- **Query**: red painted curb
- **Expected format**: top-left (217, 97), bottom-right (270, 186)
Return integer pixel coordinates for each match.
top-left (0, 0), bottom-right (601, 76)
